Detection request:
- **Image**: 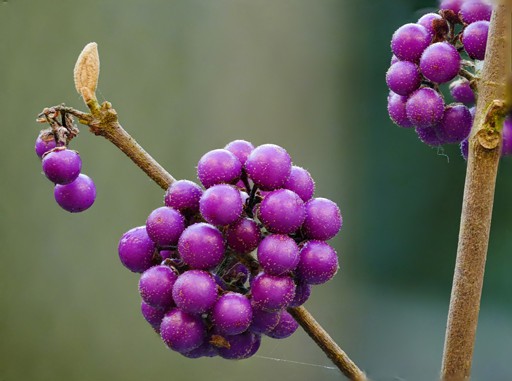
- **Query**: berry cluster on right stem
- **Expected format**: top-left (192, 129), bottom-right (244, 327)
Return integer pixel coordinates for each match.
top-left (386, 0), bottom-right (497, 155)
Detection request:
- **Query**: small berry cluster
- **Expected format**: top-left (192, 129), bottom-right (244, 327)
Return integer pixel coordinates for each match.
top-left (118, 140), bottom-right (343, 359)
top-left (35, 131), bottom-right (96, 212)
top-left (387, 0), bottom-right (493, 152)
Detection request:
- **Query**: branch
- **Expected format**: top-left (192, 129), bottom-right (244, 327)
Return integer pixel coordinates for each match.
top-left (441, 2), bottom-right (511, 380)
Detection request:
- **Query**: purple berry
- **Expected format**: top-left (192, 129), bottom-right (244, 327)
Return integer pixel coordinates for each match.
top-left (118, 226), bottom-right (156, 273)
top-left (303, 197), bottom-right (342, 241)
top-left (420, 42), bottom-right (461, 84)
top-left (226, 218), bottom-right (262, 254)
top-left (288, 281), bottom-right (312, 307)
top-left (216, 331), bottom-right (260, 360)
top-left (502, 116), bottom-right (512, 156)
top-left (164, 180), bottom-right (203, 214)
top-left (417, 13), bottom-right (444, 37)
top-left (197, 149), bottom-right (242, 188)
top-left (54, 173), bottom-right (96, 213)
top-left (297, 240), bottom-right (339, 285)
top-left (257, 235), bottom-right (300, 276)
top-left (388, 92), bottom-right (413, 128)
top-left (160, 308), bottom-right (206, 353)
top-left (283, 166), bottom-right (315, 202)
top-left (391, 23), bottom-right (431, 62)
top-left (181, 342), bottom-right (217, 358)
top-left (251, 273), bottom-right (296, 311)
top-left (386, 61), bottom-right (422, 96)
top-left (436, 104), bottom-right (473, 144)
top-left (224, 140), bottom-right (255, 165)
top-left (249, 307), bottom-right (282, 334)
top-left (439, 0), bottom-right (463, 13)
top-left (267, 311), bottom-right (299, 339)
top-left (146, 207), bottom-right (185, 247)
top-left (35, 134), bottom-right (58, 158)
top-left (223, 263), bottom-right (250, 286)
top-left (245, 144), bottom-right (292, 190)
top-left (139, 265), bottom-right (178, 310)
top-left (416, 126), bottom-right (443, 146)
top-left (406, 87), bottom-right (445, 128)
top-left (461, 138), bottom-right (469, 160)
top-left (450, 79), bottom-right (475, 105)
top-left (141, 300), bottom-right (166, 332)
top-left (259, 189), bottom-right (305, 234)
top-left (212, 292), bottom-right (253, 335)
top-left (172, 270), bottom-right (218, 314)
top-left (178, 223), bottom-right (225, 270)
top-left (460, 1), bottom-right (492, 24)
top-left (199, 184), bottom-right (243, 226)
top-left (462, 20), bottom-right (489, 60)
top-left (42, 149), bottom-right (82, 184)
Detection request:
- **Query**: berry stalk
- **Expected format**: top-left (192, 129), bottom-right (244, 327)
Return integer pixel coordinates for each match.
top-left (441, 2), bottom-right (511, 380)
top-left (45, 79), bottom-right (366, 380)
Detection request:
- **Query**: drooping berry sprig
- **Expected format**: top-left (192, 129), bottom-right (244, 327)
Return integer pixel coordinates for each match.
top-left (35, 44), bottom-right (366, 380)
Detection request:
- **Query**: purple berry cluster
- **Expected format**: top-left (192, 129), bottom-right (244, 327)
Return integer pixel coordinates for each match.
top-left (118, 140), bottom-right (343, 359)
top-left (35, 131), bottom-right (96, 212)
top-left (387, 0), bottom-right (493, 154)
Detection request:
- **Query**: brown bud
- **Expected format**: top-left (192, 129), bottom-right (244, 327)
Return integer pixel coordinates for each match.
top-left (73, 42), bottom-right (100, 103)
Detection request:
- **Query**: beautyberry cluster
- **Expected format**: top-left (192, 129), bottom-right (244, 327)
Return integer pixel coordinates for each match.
top-left (387, 0), bottom-right (493, 154)
top-left (35, 131), bottom-right (96, 212)
top-left (118, 140), bottom-right (343, 359)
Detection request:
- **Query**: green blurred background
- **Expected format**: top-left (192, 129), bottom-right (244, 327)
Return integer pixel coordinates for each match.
top-left (1, 1), bottom-right (511, 380)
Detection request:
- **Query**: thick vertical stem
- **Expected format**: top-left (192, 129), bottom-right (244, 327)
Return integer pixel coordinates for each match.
top-left (441, 3), bottom-right (511, 380)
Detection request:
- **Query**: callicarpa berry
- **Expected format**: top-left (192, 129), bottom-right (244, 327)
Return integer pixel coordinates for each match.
top-left (42, 149), bottom-right (82, 185)
top-left (172, 270), bottom-right (218, 314)
top-left (164, 180), bottom-right (203, 214)
top-left (224, 139), bottom-right (255, 165)
top-left (462, 20), bottom-right (490, 60)
top-left (197, 149), bottom-right (242, 188)
top-left (249, 306), bottom-right (282, 335)
top-left (435, 104), bottom-right (472, 144)
top-left (212, 292), bottom-right (253, 335)
top-left (199, 184), bottom-right (243, 226)
top-left (420, 42), bottom-right (461, 84)
top-left (244, 144), bottom-right (292, 190)
top-left (257, 234), bottom-right (300, 276)
top-left (141, 300), bottom-right (166, 332)
top-left (388, 92), bottom-right (413, 128)
top-left (390, 23), bottom-right (431, 62)
top-left (502, 116), bottom-right (512, 156)
top-left (460, 1), bottom-right (492, 24)
top-left (139, 265), bottom-right (178, 310)
top-left (450, 79), bottom-right (475, 105)
top-left (118, 226), bottom-right (156, 273)
top-left (146, 206), bottom-right (185, 247)
top-left (406, 87), bottom-right (445, 128)
top-left (266, 311), bottom-right (299, 339)
top-left (181, 342), bottom-right (217, 359)
top-left (259, 189), bottom-right (305, 234)
top-left (54, 173), bottom-right (96, 213)
top-left (288, 281), bottom-right (312, 308)
top-left (251, 273), bottom-right (296, 311)
top-left (297, 240), bottom-right (339, 285)
top-left (439, 0), bottom-right (463, 13)
top-left (160, 308), bottom-right (206, 353)
top-left (226, 218), bottom-right (261, 254)
top-left (416, 126), bottom-right (443, 146)
top-left (35, 133), bottom-right (59, 158)
top-left (303, 197), bottom-right (342, 241)
top-left (386, 61), bottom-right (422, 96)
top-left (178, 223), bottom-right (225, 270)
top-left (284, 166), bottom-right (315, 202)
top-left (417, 13), bottom-right (444, 37)
top-left (461, 138), bottom-right (469, 160)
top-left (216, 331), bottom-right (260, 360)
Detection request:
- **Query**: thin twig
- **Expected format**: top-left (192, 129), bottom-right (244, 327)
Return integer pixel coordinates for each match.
top-left (441, 3), bottom-right (511, 380)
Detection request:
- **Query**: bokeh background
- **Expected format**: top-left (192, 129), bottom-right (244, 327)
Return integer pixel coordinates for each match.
top-left (1, 1), bottom-right (511, 380)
